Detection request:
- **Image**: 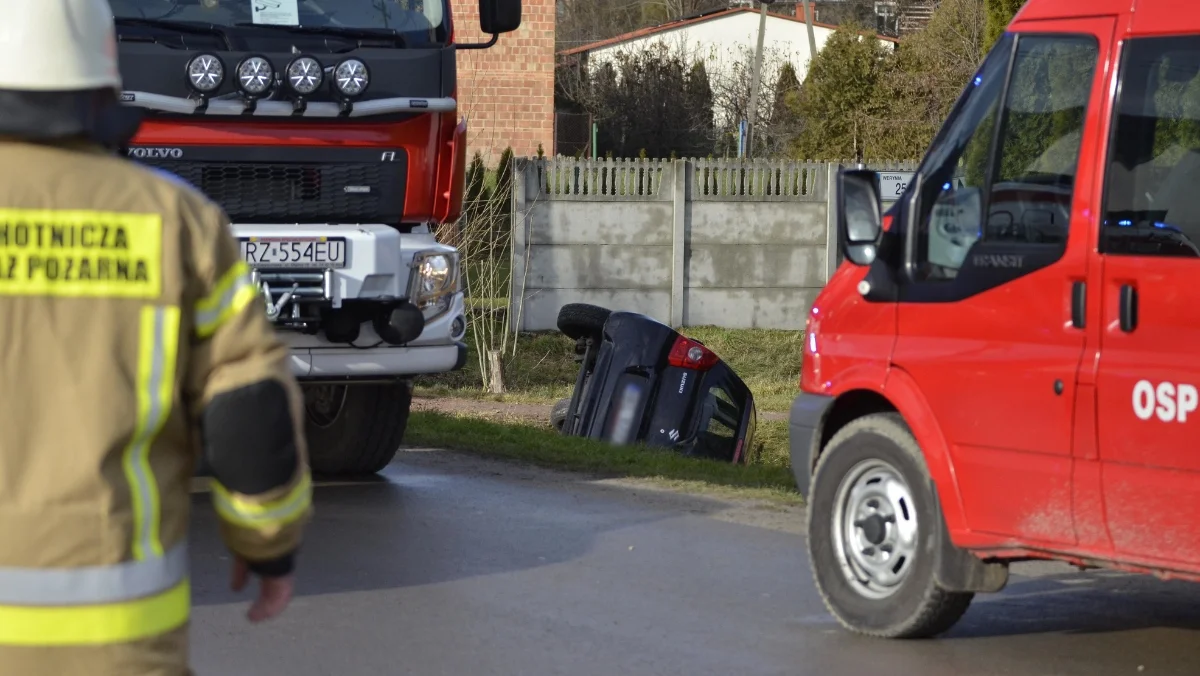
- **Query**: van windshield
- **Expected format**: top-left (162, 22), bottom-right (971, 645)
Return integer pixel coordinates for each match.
top-left (110, 0), bottom-right (446, 39)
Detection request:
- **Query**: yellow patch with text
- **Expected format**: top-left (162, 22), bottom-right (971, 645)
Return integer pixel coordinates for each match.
top-left (0, 209), bottom-right (163, 299)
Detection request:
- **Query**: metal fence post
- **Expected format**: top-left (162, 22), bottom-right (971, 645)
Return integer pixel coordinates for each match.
top-left (825, 161), bottom-right (840, 283)
top-left (509, 159), bottom-right (530, 336)
top-left (670, 159), bottom-right (688, 328)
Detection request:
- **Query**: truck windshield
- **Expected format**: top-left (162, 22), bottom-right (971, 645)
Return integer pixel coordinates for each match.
top-left (110, 0), bottom-right (446, 43)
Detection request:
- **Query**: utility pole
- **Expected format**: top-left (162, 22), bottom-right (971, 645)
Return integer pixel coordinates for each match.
top-left (744, 0), bottom-right (772, 158)
top-left (801, 0), bottom-right (816, 58)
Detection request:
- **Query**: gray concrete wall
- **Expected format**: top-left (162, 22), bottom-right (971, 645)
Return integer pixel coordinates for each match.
top-left (508, 157), bottom-right (917, 331)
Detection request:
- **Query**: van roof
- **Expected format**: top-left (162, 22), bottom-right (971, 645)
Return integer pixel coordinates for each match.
top-left (1014, 0), bottom-right (1200, 37)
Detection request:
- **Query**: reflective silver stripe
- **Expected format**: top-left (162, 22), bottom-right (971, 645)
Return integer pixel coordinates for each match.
top-left (123, 305), bottom-right (181, 562)
top-left (0, 542), bottom-right (188, 606)
top-left (138, 307), bottom-right (168, 556)
top-left (194, 268), bottom-right (253, 336)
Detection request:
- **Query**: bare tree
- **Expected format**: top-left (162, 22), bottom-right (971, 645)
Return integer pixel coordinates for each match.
top-left (705, 43), bottom-right (802, 156)
top-left (638, 0), bottom-right (728, 25)
top-left (555, 0), bottom-right (656, 53)
top-left (812, 0), bottom-right (928, 36)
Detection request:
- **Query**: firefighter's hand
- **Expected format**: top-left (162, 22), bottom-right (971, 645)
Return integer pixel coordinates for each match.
top-left (231, 557), bottom-right (296, 623)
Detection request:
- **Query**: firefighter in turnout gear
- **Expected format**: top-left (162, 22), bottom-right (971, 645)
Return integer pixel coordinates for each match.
top-left (0, 0), bottom-right (313, 673)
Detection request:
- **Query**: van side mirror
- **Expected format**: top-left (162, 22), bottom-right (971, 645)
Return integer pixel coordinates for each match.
top-left (480, 0), bottom-right (522, 35)
top-left (838, 169), bottom-right (883, 266)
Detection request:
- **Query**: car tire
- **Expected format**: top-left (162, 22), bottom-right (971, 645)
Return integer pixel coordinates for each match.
top-left (557, 303), bottom-right (611, 340)
top-left (302, 380), bottom-right (412, 476)
top-left (551, 397), bottom-right (571, 432)
top-left (806, 412), bottom-right (973, 639)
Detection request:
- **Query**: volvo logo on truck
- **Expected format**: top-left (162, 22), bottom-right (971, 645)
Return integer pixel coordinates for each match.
top-left (126, 147), bottom-right (183, 159)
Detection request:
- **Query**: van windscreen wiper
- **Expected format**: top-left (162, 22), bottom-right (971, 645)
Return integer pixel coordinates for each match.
top-left (115, 18), bottom-right (235, 49)
top-left (233, 23), bottom-right (407, 47)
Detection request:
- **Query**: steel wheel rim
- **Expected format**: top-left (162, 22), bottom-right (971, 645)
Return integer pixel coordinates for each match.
top-left (830, 458), bottom-right (919, 600)
top-left (304, 384), bottom-right (348, 428)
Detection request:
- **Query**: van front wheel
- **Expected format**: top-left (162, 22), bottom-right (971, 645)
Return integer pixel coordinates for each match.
top-left (806, 413), bottom-right (973, 638)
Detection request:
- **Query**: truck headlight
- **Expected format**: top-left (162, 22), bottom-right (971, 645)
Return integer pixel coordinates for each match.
top-left (236, 55), bottom-right (274, 97)
top-left (333, 58), bottom-right (370, 99)
top-left (186, 53), bottom-right (225, 94)
top-left (408, 250), bottom-right (460, 318)
top-left (286, 55), bottom-right (324, 96)
top-left (420, 254), bottom-right (451, 295)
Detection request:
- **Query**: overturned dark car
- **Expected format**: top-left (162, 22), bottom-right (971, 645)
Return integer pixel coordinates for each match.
top-left (551, 303), bottom-right (758, 464)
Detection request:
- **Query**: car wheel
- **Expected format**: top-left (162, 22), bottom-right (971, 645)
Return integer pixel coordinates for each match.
top-left (557, 303), bottom-right (611, 340)
top-left (806, 412), bottom-right (973, 638)
top-left (551, 397), bottom-right (571, 432)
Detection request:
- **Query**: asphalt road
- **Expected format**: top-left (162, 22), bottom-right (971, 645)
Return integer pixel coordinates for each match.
top-left (188, 449), bottom-right (1200, 676)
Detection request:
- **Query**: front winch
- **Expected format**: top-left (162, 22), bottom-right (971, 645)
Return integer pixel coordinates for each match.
top-left (251, 268), bottom-right (334, 331)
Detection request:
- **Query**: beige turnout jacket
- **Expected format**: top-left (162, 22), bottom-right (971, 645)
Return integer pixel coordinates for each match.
top-left (0, 139), bottom-right (312, 675)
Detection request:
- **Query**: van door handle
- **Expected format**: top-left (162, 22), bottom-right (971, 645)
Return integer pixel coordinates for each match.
top-left (1119, 284), bottom-right (1138, 333)
top-left (1071, 281), bottom-right (1086, 328)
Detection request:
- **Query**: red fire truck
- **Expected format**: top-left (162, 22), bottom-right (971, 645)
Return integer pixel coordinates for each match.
top-left (110, 0), bottom-right (520, 475)
top-left (793, 0), bottom-right (1200, 639)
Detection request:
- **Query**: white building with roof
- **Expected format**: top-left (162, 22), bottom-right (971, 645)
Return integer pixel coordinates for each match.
top-left (558, 7), bottom-right (898, 114)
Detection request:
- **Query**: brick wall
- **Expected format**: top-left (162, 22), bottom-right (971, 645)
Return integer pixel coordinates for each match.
top-left (454, 0), bottom-right (555, 164)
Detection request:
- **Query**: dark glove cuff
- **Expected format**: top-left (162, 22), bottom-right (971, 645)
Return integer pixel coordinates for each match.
top-left (246, 551), bottom-right (295, 577)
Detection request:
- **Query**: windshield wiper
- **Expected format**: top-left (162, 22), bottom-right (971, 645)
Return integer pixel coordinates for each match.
top-left (232, 23), bottom-right (407, 47)
top-left (115, 18), bottom-right (235, 49)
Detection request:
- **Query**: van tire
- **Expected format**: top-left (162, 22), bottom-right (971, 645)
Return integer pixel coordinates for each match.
top-left (806, 413), bottom-right (973, 639)
top-left (302, 381), bottom-right (412, 476)
top-left (557, 303), bottom-right (611, 340)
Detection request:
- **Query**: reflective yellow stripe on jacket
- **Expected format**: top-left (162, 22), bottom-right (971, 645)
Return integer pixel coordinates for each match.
top-left (194, 261), bottom-right (256, 338)
top-left (211, 472), bottom-right (312, 533)
top-left (125, 305), bottom-right (180, 561)
top-left (0, 545), bottom-right (189, 646)
top-left (0, 304), bottom-right (187, 646)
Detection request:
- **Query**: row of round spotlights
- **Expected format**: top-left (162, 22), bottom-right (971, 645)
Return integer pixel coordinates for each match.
top-left (185, 53), bottom-right (370, 100)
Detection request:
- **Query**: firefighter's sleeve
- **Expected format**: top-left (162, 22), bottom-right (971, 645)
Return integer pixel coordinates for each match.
top-left (183, 198), bottom-right (312, 577)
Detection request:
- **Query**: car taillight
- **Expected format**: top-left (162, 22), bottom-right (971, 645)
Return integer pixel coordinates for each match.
top-left (667, 335), bottom-right (720, 371)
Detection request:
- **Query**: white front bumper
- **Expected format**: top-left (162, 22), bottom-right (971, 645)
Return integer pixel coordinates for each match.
top-left (231, 223), bottom-right (446, 303)
top-left (230, 223), bottom-right (468, 380)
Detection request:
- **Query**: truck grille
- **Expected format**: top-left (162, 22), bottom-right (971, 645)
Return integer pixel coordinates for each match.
top-left (128, 146), bottom-right (408, 224)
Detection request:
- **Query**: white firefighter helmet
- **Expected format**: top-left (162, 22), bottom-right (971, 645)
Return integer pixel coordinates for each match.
top-left (0, 0), bottom-right (121, 92)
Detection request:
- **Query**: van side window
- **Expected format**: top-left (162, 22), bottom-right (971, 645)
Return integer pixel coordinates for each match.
top-left (1103, 37), bottom-right (1200, 257)
top-left (913, 35), bottom-right (1099, 281)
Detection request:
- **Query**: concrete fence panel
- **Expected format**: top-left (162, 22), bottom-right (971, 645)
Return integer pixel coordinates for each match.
top-left (508, 157), bottom-right (918, 332)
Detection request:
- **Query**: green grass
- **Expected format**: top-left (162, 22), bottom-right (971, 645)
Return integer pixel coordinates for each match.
top-left (406, 410), bottom-right (801, 503)
top-left (753, 419), bottom-right (790, 468)
top-left (415, 325), bottom-right (804, 412)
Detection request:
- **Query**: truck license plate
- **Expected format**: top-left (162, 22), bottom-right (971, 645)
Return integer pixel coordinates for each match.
top-left (239, 237), bottom-right (346, 269)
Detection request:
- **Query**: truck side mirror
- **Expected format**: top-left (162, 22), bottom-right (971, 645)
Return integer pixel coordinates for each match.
top-left (480, 0), bottom-right (522, 35)
top-left (838, 169), bottom-right (883, 266)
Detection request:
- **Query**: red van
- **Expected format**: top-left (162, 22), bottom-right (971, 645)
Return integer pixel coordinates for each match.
top-left (790, 0), bottom-right (1200, 639)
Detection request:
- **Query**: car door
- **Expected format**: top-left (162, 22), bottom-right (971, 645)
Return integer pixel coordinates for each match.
top-left (889, 19), bottom-right (1113, 544)
top-left (1095, 32), bottom-right (1200, 564)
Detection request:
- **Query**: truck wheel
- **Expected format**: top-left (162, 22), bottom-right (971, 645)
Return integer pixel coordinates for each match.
top-left (551, 397), bottom-right (571, 432)
top-left (302, 380), bottom-right (412, 476)
top-left (806, 413), bottom-right (973, 639)
top-left (557, 303), bottom-right (611, 340)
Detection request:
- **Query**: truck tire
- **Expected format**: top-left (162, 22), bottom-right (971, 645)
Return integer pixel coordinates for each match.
top-left (557, 303), bottom-right (611, 340)
top-left (806, 413), bottom-right (973, 639)
top-left (302, 380), bottom-right (412, 476)
top-left (551, 397), bottom-right (571, 432)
